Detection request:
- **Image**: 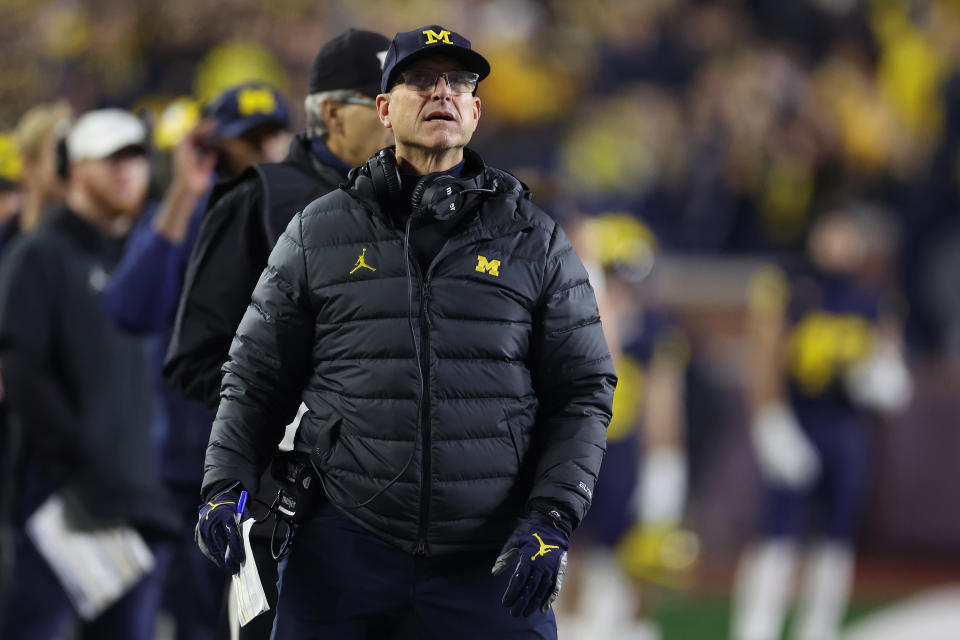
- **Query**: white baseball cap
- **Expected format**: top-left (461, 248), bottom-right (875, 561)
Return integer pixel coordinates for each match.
top-left (67, 109), bottom-right (147, 162)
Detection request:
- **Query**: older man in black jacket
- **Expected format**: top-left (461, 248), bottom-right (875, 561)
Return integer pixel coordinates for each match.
top-left (164, 28), bottom-right (394, 640)
top-left (165, 29), bottom-right (393, 410)
top-left (197, 25), bottom-right (616, 640)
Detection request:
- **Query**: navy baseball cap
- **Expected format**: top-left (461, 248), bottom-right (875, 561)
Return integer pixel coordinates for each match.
top-left (203, 83), bottom-right (290, 140)
top-left (381, 25), bottom-right (490, 94)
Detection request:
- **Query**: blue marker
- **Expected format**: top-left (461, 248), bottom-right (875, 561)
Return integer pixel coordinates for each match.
top-left (224, 490), bottom-right (249, 566)
top-left (236, 490), bottom-right (248, 517)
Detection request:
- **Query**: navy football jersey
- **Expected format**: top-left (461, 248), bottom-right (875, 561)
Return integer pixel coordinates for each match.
top-left (783, 268), bottom-right (881, 427)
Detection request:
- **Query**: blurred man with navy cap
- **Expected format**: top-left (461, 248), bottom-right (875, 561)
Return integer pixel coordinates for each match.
top-left (195, 25), bottom-right (614, 639)
top-left (200, 83), bottom-right (292, 179)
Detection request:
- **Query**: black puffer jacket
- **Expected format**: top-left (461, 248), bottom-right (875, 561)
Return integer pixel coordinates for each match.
top-left (203, 152), bottom-right (617, 555)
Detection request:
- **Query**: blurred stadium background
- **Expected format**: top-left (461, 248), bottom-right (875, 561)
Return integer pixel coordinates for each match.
top-left (3, 0), bottom-right (960, 638)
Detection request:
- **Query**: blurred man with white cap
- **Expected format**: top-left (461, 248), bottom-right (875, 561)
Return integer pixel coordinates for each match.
top-left (0, 108), bottom-right (180, 640)
top-left (59, 109), bottom-right (152, 231)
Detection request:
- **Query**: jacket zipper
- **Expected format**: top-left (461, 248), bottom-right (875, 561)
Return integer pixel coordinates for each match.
top-left (413, 262), bottom-right (432, 556)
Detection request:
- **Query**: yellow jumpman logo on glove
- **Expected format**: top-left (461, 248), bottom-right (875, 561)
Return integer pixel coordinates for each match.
top-left (204, 501), bottom-right (235, 520)
top-left (530, 533), bottom-right (559, 561)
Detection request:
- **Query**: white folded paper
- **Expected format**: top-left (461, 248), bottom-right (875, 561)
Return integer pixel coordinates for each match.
top-left (25, 492), bottom-right (155, 620)
top-left (233, 517), bottom-right (270, 626)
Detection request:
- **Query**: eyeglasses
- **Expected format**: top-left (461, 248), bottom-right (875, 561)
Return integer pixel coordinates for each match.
top-left (396, 70), bottom-right (480, 95)
top-left (342, 97), bottom-right (376, 107)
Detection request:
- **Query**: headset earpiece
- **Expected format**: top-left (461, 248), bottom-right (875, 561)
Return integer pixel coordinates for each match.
top-left (416, 175), bottom-right (464, 221)
top-left (368, 148), bottom-right (402, 206)
top-left (409, 177), bottom-right (430, 217)
top-left (54, 124), bottom-right (70, 180)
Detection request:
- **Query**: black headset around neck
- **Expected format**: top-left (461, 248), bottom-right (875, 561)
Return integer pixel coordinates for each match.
top-left (365, 147), bottom-right (493, 222)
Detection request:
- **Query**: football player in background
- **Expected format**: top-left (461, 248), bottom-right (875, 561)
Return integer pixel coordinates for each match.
top-left (732, 203), bottom-right (912, 640)
top-left (560, 213), bottom-right (698, 640)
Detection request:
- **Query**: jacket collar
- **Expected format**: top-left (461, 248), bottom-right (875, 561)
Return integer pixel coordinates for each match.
top-left (288, 133), bottom-right (344, 186)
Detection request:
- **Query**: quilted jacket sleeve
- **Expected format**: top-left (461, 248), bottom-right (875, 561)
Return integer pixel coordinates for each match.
top-left (201, 211), bottom-right (314, 498)
top-left (527, 221), bottom-right (617, 527)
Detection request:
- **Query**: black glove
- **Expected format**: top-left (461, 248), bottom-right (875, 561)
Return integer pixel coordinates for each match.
top-left (492, 510), bottom-right (570, 617)
top-left (196, 487), bottom-right (245, 574)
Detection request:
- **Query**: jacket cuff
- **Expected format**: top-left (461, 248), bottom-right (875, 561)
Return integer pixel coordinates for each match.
top-left (527, 498), bottom-right (574, 537)
top-left (201, 479), bottom-right (243, 503)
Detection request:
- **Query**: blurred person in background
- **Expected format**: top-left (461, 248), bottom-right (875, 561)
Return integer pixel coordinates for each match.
top-left (678, 45), bottom-right (835, 254)
top-left (0, 133), bottom-right (23, 251)
top-left (9, 101), bottom-right (72, 240)
top-left (557, 86), bottom-right (688, 242)
top-left (163, 29), bottom-right (393, 640)
top-left (193, 24), bottom-right (614, 640)
top-left (559, 214), bottom-right (696, 640)
top-left (905, 71), bottom-right (960, 355)
top-left (198, 83), bottom-right (293, 180)
top-left (0, 108), bottom-right (181, 640)
top-left (100, 82), bottom-right (290, 640)
top-left (732, 203), bottom-right (913, 640)
top-left (0, 130), bottom-right (22, 607)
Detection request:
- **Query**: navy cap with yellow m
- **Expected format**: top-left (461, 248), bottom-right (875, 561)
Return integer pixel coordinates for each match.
top-left (381, 25), bottom-right (490, 94)
top-left (202, 83), bottom-right (290, 141)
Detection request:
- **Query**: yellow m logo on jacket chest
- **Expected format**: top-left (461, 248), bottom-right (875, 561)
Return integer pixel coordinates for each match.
top-left (476, 255), bottom-right (500, 277)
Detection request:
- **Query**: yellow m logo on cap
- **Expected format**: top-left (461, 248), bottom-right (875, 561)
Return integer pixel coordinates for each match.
top-left (237, 88), bottom-right (277, 116)
top-left (423, 29), bottom-right (453, 45)
top-left (476, 255), bottom-right (500, 277)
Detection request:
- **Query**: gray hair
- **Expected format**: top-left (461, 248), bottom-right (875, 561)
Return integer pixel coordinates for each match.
top-left (304, 90), bottom-right (368, 139)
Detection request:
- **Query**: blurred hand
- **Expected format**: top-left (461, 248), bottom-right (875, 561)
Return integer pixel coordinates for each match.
top-left (172, 120), bottom-right (217, 196)
top-left (751, 402), bottom-right (820, 489)
top-left (844, 347), bottom-right (913, 414)
top-left (153, 120), bottom-right (218, 244)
